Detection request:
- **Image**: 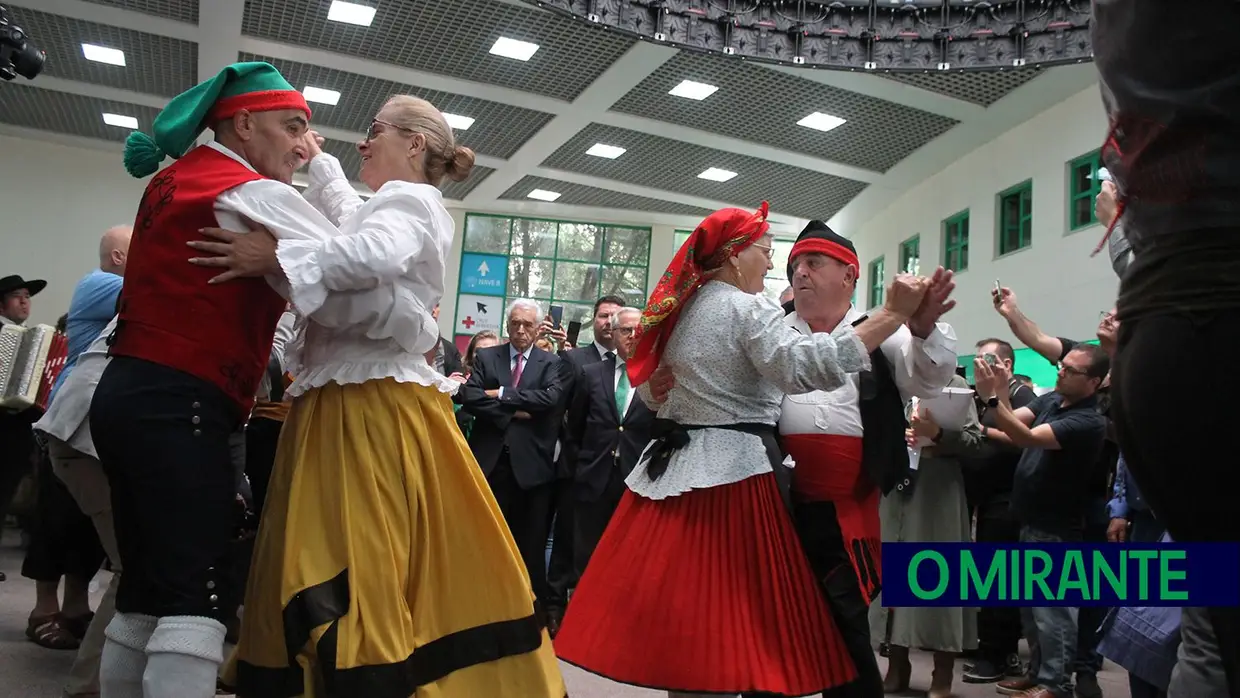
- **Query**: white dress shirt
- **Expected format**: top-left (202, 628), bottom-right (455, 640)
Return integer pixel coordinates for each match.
top-left (34, 317), bottom-right (117, 459)
top-left (497, 344), bottom-right (534, 399)
top-left (205, 143), bottom-right (458, 397)
top-left (777, 306), bottom-right (958, 440)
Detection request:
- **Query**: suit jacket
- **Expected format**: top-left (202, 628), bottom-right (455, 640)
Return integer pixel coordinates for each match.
top-left (556, 343), bottom-right (608, 478)
top-left (461, 344), bottom-right (568, 489)
top-left (564, 359), bottom-right (656, 501)
top-left (439, 336), bottom-right (463, 377)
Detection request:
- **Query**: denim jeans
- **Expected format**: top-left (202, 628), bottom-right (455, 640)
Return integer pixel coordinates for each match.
top-left (1020, 525), bottom-right (1080, 698)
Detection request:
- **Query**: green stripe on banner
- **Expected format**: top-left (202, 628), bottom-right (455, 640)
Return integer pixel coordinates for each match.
top-left (957, 340), bottom-right (1100, 389)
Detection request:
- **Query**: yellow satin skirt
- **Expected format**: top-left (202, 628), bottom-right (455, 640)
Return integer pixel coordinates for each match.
top-left (222, 378), bottom-right (565, 698)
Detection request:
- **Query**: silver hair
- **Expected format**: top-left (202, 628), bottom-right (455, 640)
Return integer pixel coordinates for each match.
top-left (506, 298), bottom-right (542, 319)
top-left (609, 306), bottom-right (642, 329)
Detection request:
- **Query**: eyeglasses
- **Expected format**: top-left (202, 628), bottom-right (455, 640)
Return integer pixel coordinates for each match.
top-left (751, 243), bottom-right (774, 259)
top-left (1099, 310), bottom-right (1117, 323)
top-left (366, 118), bottom-right (415, 142)
top-left (614, 326), bottom-right (637, 336)
top-left (1057, 362), bottom-right (1089, 378)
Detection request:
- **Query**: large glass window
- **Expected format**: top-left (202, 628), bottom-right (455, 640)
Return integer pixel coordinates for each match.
top-left (455, 214), bottom-right (651, 349)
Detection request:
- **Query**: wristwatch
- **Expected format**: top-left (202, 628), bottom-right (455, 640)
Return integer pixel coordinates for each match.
top-left (986, 396), bottom-right (1000, 408)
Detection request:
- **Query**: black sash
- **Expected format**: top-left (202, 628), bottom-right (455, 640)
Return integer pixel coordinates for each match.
top-left (643, 419), bottom-right (792, 510)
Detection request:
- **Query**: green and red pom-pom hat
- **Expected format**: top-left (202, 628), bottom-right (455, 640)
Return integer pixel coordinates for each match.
top-left (123, 61), bottom-right (312, 178)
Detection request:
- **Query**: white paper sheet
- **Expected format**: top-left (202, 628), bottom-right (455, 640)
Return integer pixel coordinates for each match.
top-left (909, 386), bottom-right (976, 450)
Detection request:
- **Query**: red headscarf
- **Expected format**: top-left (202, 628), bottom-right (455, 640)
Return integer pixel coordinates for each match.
top-left (627, 202), bottom-right (770, 387)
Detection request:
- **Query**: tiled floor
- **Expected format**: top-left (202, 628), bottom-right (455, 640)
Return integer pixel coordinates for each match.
top-left (0, 530), bottom-right (1132, 697)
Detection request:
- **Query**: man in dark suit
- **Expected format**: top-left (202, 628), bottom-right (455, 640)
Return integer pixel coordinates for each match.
top-left (460, 299), bottom-right (569, 609)
top-left (544, 294), bottom-right (625, 632)
top-left (564, 306), bottom-right (655, 579)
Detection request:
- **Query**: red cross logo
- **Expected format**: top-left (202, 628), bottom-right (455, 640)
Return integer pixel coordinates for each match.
top-left (462, 316), bottom-right (476, 329)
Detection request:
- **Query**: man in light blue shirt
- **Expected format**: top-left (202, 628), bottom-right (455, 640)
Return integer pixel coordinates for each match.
top-left (50, 226), bottom-right (131, 402)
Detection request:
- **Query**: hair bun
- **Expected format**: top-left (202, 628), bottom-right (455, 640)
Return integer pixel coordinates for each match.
top-left (444, 145), bottom-right (476, 182)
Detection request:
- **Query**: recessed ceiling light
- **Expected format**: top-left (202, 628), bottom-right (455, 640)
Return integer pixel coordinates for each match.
top-left (443, 113), bottom-right (475, 131)
top-left (527, 189), bottom-right (561, 202)
top-left (102, 113), bottom-right (139, 129)
top-left (797, 111), bottom-right (847, 132)
top-left (81, 43), bottom-right (125, 66)
top-left (327, 0), bottom-right (376, 26)
top-left (586, 143), bottom-right (626, 159)
top-left (490, 37), bottom-right (540, 61)
top-left (302, 86), bottom-right (341, 106)
top-left (698, 167), bottom-right (737, 182)
top-left (669, 79), bottom-right (718, 100)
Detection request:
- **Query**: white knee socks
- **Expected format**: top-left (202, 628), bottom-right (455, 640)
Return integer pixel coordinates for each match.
top-left (100, 612), bottom-right (156, 698)
top-left (141, 616), bottom-right (227, 698)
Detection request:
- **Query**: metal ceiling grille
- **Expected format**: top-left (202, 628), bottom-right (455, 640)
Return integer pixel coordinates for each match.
top-left (542, 123), bottom-right (869, 220)
top-left (319, 138), bottom-right (494, 201)
top-left (79, 0), bottom-right (200, 24)
top-left (500, 176), bottom-right (717, 218)
top-left (880, 69), bottom-right (1045, 106)
top-left (240, 53), bottom-right (554, 160)
top-left (240, 0), bottom-right (636, 101)
top-left (10, 6), bottom-right (198, 97)
top-left (0, 83), bottom-right (161, 144)
top-left (611, 52), bottom-right (958, 173)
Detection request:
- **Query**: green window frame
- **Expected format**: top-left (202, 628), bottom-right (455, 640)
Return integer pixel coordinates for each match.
top-left (943, 210), bottom-right (969, 272)
top-left (899, 235), bottom-right (920, 275)
top-left (456, 214), bottom-right (652, 347)
top-left (997, 180), bottom-right (1033, 256)
top-left (867, 256), bottom-right (885, 309)
top-left (1068, 150), bottom-right (1104, 231)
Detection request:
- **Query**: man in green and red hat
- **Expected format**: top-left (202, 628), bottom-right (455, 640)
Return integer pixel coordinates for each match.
top-left (86, 61), bottom-right (336, 698)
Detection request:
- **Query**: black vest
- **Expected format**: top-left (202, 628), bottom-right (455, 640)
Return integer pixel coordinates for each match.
top-left (851, 317), bottom-right (916, 496)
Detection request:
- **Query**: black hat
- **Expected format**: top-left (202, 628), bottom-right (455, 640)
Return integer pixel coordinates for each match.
top-left (0, 275), bottom-right (48, 298)
top-left (785, 220), bottom-right (859, 281)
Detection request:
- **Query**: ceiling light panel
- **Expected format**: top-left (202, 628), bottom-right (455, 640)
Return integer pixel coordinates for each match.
top-left (527, 188), bottom-right (561, 202)
top-left (443, 113), bottom-right (475, 130)
top-left (797, 111), bottom-right (847, 132)
top-left (490, 37), bottom-right (540, 61)
top-left (102, 113), bottom-right (139, 129)
top-left (698, 167), bottom-right (737, 182)
top-left (302, 86), bottom-right (341, 105)
top-left (327, 1), bottom-right (376, 26)
top-left (81, 44), bottom-right (125, 66)
top-left (668, 79), bottom-right (718, 101)
top-left (586, 143), bottom-right (626, 159)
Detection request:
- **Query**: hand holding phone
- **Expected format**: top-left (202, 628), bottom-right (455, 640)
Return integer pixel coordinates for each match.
top-left (549, 305), bottom-right (564, 329)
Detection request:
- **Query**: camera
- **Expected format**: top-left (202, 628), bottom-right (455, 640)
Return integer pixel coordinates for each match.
top-left (0, 5), bottom-right (45, 82)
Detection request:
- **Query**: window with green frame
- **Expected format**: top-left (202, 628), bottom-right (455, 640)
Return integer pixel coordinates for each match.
top-left (997, 180), bottom-right (1033, 255)
top-left (1068, 150), bottom-right (1104, 231)
top-left (456, 214), bottom-right (651, 348)
top-left (899, 235), bottom-right (920, 275)
top-left (943, 210), bottom-right (969, 272)
top-left (867, 256), bottom-right (885, 308)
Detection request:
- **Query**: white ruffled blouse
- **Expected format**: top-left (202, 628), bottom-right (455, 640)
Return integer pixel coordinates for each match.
top-left (208, 143), bottom-right (458, 397)
top-left (625, 281), bottom-right (872, 500)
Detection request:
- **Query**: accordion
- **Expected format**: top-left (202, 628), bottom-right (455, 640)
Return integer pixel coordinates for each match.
top-left (0, 323), bottom-right (67, 412)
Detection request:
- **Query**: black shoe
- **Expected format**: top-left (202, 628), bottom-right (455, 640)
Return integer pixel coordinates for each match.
top-left (1004, 653), bottom-right (1025, 677)
top-left (962, 658), bottom-right (1004, 683)
top-left (1075, 672), bottom-right (1103, 698)
top-left (878, 642), bottom-right (890, 657)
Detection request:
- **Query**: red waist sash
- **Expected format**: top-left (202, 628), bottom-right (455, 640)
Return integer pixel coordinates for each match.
top-left (784, 432), bottom-right (882, 603)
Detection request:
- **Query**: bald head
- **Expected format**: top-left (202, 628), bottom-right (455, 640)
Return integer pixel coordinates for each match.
top-left (100, 225), bottom-right (133, 276)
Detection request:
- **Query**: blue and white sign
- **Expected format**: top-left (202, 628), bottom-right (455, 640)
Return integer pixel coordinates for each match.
top-left (459, 253), bottom-right (508, 296)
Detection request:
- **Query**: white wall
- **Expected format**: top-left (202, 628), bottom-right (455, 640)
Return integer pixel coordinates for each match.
top-left (854, 86), bottom-right (1119, 352)
top-left (0, 135), bottom-right (148, 325)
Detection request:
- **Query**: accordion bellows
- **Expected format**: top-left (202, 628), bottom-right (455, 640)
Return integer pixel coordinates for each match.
top-left (0, 323), bottom-right (65, 411)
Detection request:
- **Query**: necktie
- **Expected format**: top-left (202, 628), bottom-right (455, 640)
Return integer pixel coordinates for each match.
top-left (604, 351), bottom-right (616, 366)
top-left (511, 353), bottom-right (524, 387)
top-left (614, 363), bottom-right (630, 417)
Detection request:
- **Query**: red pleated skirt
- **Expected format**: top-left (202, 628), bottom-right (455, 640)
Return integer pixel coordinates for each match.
top-left (554, 473), bottom-right (858, 696)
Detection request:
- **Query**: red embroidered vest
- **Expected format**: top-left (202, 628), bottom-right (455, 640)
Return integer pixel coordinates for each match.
top-left (110, 146), bottom-right (287, 417)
